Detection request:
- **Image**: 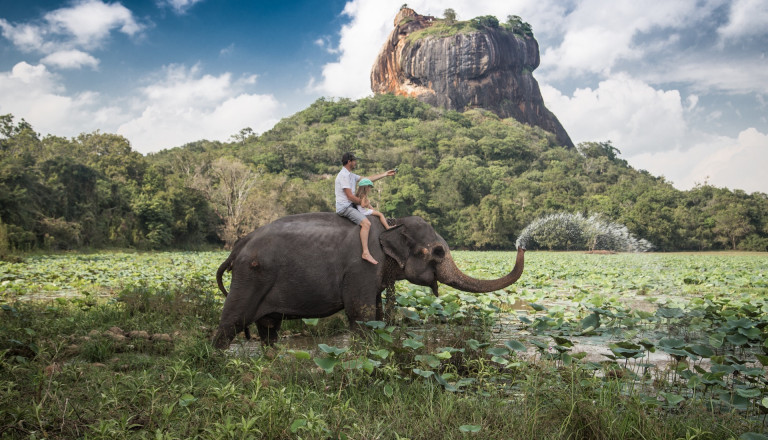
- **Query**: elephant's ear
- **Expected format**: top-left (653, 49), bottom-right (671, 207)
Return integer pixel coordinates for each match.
top-left (380, 224), bottom-right (408, 269)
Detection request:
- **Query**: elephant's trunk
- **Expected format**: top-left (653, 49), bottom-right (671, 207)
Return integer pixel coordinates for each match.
top-left (436, 247), bottom-right (525, 293)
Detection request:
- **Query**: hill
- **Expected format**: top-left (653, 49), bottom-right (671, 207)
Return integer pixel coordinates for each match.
top-left (1, 95), bottom-right (767, 253)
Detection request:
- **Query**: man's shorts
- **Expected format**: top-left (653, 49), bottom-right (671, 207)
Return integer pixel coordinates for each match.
top-left (337, 205), bottom-right (367, 225)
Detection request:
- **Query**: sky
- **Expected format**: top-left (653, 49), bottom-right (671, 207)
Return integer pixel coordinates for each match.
top-left (1, 0), bottom-right (767, 194)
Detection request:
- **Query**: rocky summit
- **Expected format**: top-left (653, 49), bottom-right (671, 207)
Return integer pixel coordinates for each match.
top-left (371, 8), bottom-right (574, 148)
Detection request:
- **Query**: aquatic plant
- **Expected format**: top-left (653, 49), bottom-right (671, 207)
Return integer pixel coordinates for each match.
top-left (516, 212), bottom-right (653, 252)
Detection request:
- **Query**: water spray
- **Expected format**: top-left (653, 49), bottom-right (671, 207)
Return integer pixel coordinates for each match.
top-left (515, 213), bottom-right (653, 252)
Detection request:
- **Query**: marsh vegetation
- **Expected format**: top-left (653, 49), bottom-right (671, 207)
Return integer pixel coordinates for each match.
top-left (1, 250), bottom-right (767, 438)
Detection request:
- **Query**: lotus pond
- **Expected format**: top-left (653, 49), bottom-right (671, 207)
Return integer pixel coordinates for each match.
top-left (1, 250), bottom-right (767, 439)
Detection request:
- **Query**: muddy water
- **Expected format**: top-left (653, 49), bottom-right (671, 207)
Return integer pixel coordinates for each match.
top-left (10, 289), bottom-right (114, 302)
top-left (227, 331), bottom-right (352, 358)
top-left (226, 295), bottom-right (692, 374)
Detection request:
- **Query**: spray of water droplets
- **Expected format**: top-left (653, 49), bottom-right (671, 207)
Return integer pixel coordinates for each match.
top-left (515, 213), bottom-right (653, 252)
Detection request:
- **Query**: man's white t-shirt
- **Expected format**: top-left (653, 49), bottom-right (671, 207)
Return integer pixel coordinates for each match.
top-left (335, 167), bottom-right (360, 212)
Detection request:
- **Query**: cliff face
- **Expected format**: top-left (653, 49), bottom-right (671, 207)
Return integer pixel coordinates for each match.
top-left (371, 9), bottom-right (574, 148)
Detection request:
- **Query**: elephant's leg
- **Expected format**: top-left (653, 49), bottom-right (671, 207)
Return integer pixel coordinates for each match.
top-left (212, 321), bottom-right (244, 349)
top-left (384, 284), bottom-right (396, 323)
top-left (345, 299), bottom-right (378, 332)
top-left (255, 315), bottom-right (282, 346)
top-left (213, 271), bottom-right (275, 349)
top-left (376, 294), bottom-right (383, 321)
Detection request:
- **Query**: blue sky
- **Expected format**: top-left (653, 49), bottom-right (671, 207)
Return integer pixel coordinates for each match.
top-left (1, 0), bottom-right (767, 194)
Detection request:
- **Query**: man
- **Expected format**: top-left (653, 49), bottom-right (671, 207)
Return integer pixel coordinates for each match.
top-left (335, 152), bottom-right (396, 264)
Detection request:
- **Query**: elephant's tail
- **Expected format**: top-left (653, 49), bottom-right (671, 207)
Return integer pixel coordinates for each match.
top-left (217, 234), bottom-right (253, 297)
top-left (216, 257), bottom-right (233, 297)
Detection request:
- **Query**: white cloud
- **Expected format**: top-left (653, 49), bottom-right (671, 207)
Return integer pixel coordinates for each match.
top-left (41, 49), bottom-right (99, 70)
top-left (540, 72), bottom-right (768, 194)
top-left (160, 0), bottom-right (205, 14)
top-left (0, 61), bottom-right (281, 153)
top-left (642, 56), bottom-right (768, 95)
top-left (537, 0), bottom-right (714, 80)
top-left (0, 19), bottom-right (48, 52)
top-left (0, 61), bottom-right (126, 136)
top-left (308, 0), bottom-right (394, 98)
top-left (220, 43), bottom-right (235, 56)
top-left (718, 0), bottom-right (768, 41)
top-left (44, 0), bottom-right (143, 48)
top-left (541, 74), bottom-right (687, 154)
top-left (0, 0), bottom-right (143, 65)
top-left (117, 64), bottom-right (281, 152)
top-left (629, 128), bottom-right (768, 194)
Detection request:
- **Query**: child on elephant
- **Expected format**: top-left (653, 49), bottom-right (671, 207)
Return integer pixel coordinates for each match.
top-left (354, 179), bottom-right (391, 230)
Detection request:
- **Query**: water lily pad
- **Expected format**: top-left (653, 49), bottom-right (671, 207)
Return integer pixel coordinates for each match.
top-left (658, 338), bottom-right (685, 349)
top-left (656, 307), bottom-right (684, 319)
top-left (290, 350), bottom-right (311, 360)
top-left (686, 344), bottom-right (714, 358)
top-left (504, 339), bottom-right (526, 352)
top-left (413, 368), bottom-right (434, 378)
top-left (403, 339), bottom-right (424, 350)
top-left (369, 349), bottom-right (390, 359)
top-left (314, 357), bottom-right (341, 373)
top-left (317, 344), bottom-right (348, 356)
top-left (726, 333), bottom-right (748, 346)
top-left (659, 392), bottom-right (684, 406)
top-left (178, 393), bottom-right (197, 407)
top-left (459, 425), bottom-right (482, 433)
top-left (486, 347), bottom-right (510, 357)
top-left (580, 312), bottom-right (600, 332)
top-left (735, 387), bottom-right (761, 398)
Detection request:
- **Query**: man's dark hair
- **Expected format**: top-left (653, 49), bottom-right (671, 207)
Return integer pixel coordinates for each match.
top-left (341, 152), bottom-right (358, 165)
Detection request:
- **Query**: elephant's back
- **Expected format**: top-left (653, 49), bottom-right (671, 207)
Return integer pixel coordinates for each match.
top-left (249, 212), bottom-right (358, 258)
top-left (264, 212), bottom-right (353, 238)
top-left (241, 213), bottom-right (361, 290)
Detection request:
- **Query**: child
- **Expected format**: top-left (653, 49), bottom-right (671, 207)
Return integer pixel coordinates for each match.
top-left (354, 179), bottom-right (391, 230)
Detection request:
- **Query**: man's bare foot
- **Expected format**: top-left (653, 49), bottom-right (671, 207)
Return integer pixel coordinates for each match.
top-left (362, 252), bottom-right (378, 264)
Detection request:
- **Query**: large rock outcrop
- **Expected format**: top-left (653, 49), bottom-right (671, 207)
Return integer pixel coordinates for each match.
top-left (371, 8), bottom-right (574, 148)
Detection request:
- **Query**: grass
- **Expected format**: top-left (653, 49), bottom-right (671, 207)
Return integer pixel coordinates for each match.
top-left (0, 289), bottom-right (761, 438)
top-left (1, 251), bottom-right (767, 438)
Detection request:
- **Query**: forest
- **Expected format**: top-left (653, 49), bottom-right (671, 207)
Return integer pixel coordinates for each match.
top-left (1, 93), bottom-right (767, 254)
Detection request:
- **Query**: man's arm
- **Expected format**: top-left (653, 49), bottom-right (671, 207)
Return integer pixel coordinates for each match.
top-left (365, 169), bottom-right (396, 182)
top-left (343, 188), bottom-right (361, 205)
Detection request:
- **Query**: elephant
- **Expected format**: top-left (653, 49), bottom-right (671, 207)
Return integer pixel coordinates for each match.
top-left (212, 212), bottom-right (525, 348)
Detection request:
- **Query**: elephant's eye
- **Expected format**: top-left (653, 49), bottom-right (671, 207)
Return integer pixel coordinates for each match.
top-left (432, 246), bottom-right (445, 259)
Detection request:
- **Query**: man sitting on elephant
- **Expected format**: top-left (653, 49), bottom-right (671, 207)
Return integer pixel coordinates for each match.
top-left (335, 152), bottom-right (395, 264)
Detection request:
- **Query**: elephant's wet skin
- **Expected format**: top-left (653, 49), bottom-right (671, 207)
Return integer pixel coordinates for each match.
top-left (212, 213), bottom-right (525, 349)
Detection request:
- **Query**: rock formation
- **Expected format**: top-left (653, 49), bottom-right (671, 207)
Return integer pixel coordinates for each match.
top-left (371, 8), bottom-right (574, 148)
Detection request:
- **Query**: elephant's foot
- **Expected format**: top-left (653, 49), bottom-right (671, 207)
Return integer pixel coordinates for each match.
top-left (256, 316), bottom-right (282, 346)
top-left (212, 325), bottom-right (237, 349)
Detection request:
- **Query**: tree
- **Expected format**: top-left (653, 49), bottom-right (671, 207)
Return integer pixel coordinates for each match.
top-left (192, 157), bottom-right (260, 247)
top-left (713, 203), bottom-right (753, 250)
top-left (443, 8), bottom-right (457, 24)
top-left (505, 15), bottom-right (533, 36)
top-left (230, 127), bottom-right (256, 145)
top-left (472, 15), bottom-right (499, 29)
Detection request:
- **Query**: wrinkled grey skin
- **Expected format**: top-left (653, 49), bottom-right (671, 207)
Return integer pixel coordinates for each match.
top-left (212, 213), bottom-right (525, 348)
